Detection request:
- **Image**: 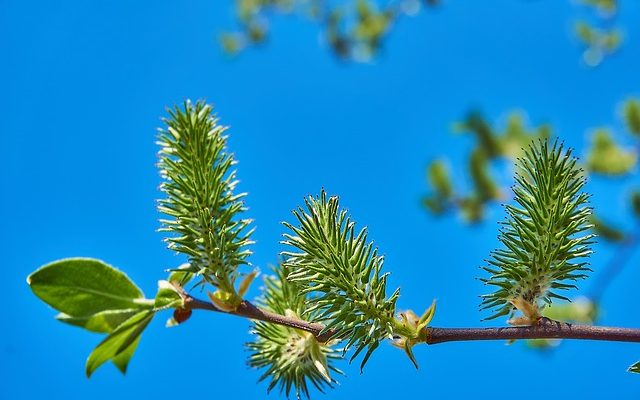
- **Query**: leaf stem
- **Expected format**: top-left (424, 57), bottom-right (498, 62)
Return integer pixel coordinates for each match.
top-left (184, 295), bottom-right (640, 345)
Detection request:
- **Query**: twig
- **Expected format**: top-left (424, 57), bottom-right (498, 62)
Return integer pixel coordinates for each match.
top-left (184, 296), bottom-right (640, 345)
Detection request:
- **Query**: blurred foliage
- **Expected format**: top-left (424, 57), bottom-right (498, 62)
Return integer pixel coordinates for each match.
top-left (219, 0), bottom-right (626, 64)
top-left (424, 98), bottom-right (640, 227)
top-left (589, 214), bottom-right (627, 243)
top-left (632, 190), bottom-right (640, 217)
top-left (586, 128), bottom-right (637, 176)
top-left (220, 0), bottom-right (439, 61)
top-left (422, 111), bottom-right (550, 223)
top-left (623, 99), bottom-right (640, 136)
top-left (574, 0), bottom-right (622, 67)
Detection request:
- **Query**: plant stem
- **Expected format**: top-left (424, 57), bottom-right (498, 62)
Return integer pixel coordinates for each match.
top-left (424, 318), bottom-right (640, 344)
top-left (184, 296), bottom-right (640, 345)
top-left (185, 295), bottom-right (336, 342)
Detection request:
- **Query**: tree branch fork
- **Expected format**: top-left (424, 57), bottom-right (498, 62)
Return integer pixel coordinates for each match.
top-left (183, 295), bottom-right (640, 345)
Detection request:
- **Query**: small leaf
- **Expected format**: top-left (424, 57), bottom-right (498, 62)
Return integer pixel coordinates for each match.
top-left (622, 99), bottom-right (640, 136)
top-left (208, 291), bottom-right (237, 312)
top-left (85, 310), bottom-right (154, 377)
top-left (417, 300), bottom-right (437, 331)
top-left (167, 263), bottom-right (194, 286)
top-left (28, 258), bottom-right (150, 318)
top-left (629, 361), bottom-right (640, 374)
top-left (422, 196), bottom-right (448, 215)
top-left (469, 149), bottom-right (501, 201)
top-left (56, 309), bottom-right (140, 333)
top-left (589, 214), bottom-right (626, 243)
top-left (631, 191), bottom-right (640, 218)
top-left (427, 160), bottom-right (453, 198)
top-left (403, 340), bottom-right (419, 369)
top-left (154, 280), bottom-right (184, 310)
top-left (237, 270), bottom-right (259, 298)
top-left (586, 129), bottom-right (637, 176)
top-left (111, 336), bottom-right (141, 374)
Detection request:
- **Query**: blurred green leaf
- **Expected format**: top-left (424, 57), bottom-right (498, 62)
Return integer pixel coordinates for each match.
top-left (581, 0), bottom-right (617, 14)
top-left (500, 112), bottom-right (551, 159)
top-left (469, 149), bottom-right (500, 201)
top-left (427, 159), bottom-right (453, 198)
top-left (220, 33), bottom-right (243, 55)
top-left (631, 191), bottom-right (640, 217)
top-left (575, 21), bottom-right (595, 44)
top-left (623, 99), bottom-right (640, 136)
top-left (459, 111), bottom-right (501, 157)
top-left (630, 361), bottom-right (640, 374)
top-left (85, 310), bottom-right (154, 377)
top-left (28, 258), bottom-right (151, 318)
top-left (422, 196), bottom-right (448, 214)
top-left (589, 214), bottom-right (626, 242)
top-left (542, 297), bottom-right (598, 323)
top-left (459, 196), bottom-right (484, 223)
top-left (526, 297), bottom-right (598, 349)
top-left (586, 129), bottom-right (637, 175)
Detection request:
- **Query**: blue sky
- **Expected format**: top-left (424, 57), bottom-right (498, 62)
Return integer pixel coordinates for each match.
top-left (2, 0), bottom-right (640, 398)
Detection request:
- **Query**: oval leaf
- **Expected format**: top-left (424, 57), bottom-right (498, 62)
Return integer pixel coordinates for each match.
top-left (28, 258), bottom-right (150, 317)
top-left (56, 309), bottom-right (141, 333)
top-left (85, 310), bottom-right (154, 377)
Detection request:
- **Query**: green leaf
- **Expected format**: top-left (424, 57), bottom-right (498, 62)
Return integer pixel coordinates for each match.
top-left (589, 214), bottom-right (626, 243)
top-left (111, 336), bottom-right (141, 374)
top-left (632, 191), bottom-right (640, 218)
top-left (427, 159), bottom-right (453, 198)
top-left (154, 281), bottom-right (184, 310)
top-left (469, 148), bottom-right (500, 201)
top-left (28, 258), bottom-right (151, 318)
top-left (85, 310), bottom-right (154, 377)
top-left (56, 309), bottom-right (141, 333)
top-left (630, 361), bottom-right (640, 374)
top-left (167, 263), bottom-right (194, 286)
top-left (586, 129), bottom-right (637, 176)
top-left (541, 297), bottom-right (598, 324)
top-left (623, 99), bottom-right (640, 136)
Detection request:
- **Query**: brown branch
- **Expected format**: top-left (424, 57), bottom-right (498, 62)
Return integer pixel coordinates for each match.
top-left (424, 317), bottom-right (640, 345)
top-left (184, 295), bottom-right (336, 342)
top-left (184, 296), bottom-right (640, 345)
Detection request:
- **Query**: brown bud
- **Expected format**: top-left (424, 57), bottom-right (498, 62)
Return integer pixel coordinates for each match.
top-left (173, 308), bottom-right (192, 324)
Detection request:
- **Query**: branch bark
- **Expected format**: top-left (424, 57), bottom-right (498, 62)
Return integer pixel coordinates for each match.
top-left (184, 295), bottom-right (640, 345)
top-left (424, 317), bottom-right (640, 344)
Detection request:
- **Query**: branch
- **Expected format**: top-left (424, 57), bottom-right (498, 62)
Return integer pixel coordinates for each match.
top-left (184, 296), bottom-right (640, 345)
top-left (424, 317), bottom-right (640, 345)
top-left (184, 295), bottom-right (336, 342)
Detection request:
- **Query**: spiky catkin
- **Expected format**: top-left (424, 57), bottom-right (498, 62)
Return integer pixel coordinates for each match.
top-left (281, 190), bottom-right (400, 370)
top-left (157, 101), bottom-right (253, 294)
top-left (247, 268), bottom-right (342, 399)
top-left (481, 140), bottom-right (594, 323)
